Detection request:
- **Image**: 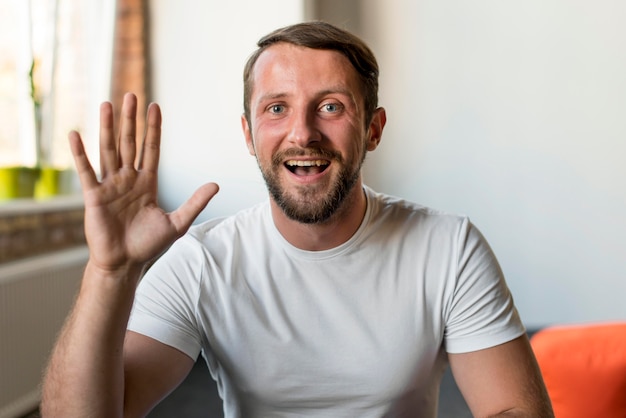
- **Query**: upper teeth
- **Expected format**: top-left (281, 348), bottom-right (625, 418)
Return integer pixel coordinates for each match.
top-left (286, 160), bottom-right (328, 167)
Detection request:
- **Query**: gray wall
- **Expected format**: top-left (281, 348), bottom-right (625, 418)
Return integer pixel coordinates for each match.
top-left (321, 1), bottom-right (626, 328)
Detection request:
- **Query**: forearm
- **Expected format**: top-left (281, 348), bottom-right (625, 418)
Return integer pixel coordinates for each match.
top-left (41, 260), bottom-right (144, 418)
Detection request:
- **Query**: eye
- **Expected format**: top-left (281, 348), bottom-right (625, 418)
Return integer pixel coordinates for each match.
top-left (268, 104), bottom-right (285, 114)
top-left (320, 102), bottom-right (342, 113)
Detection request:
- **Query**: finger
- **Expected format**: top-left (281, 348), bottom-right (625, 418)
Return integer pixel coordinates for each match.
top-left (169, 183), bottom-right (220, 235)
top-left (69, 130), bottom-right (99, 190)
top-left (119, 92), bottom-right (138, 169)
top-left (99, 101), bottom-right (117, 178)
top-left (137, 102), bottom-right (162, 172)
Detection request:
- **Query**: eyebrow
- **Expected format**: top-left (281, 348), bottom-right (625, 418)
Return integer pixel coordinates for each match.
top-left (256, 92), bottom-right (288, 104)
top-left (256, 86), bottom-right (357, 106)
top-left (319, 86), bottom-right (355, 98)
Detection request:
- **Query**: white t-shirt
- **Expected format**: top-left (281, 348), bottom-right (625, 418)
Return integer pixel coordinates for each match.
top-left (128, 186), bottom-right (524, 417)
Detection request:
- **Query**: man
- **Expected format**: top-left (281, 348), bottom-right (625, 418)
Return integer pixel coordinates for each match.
top-left (41, 21), bottom-right (553, 417)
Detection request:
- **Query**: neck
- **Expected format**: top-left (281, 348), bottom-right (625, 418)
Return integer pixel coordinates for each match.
top-left (270, 182), bottom-right (367, 251)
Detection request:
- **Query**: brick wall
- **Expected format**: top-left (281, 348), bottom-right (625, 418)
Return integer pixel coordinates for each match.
top-left (0, 198), bottom-right (85, 263)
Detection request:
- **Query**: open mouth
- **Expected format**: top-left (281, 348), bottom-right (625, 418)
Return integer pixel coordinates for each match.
top-left (285, 159), bottom-right (330, 176)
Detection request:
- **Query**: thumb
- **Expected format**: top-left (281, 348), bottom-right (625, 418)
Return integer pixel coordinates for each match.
top-left (169, 182), bottom-right (220, 234)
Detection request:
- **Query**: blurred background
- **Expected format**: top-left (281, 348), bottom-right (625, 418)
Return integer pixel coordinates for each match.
top-left (1, 1), bottom-right (625, 416)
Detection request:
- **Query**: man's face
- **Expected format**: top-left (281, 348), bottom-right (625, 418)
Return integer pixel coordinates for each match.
top-left (242, 43), bottom-right (382, 224)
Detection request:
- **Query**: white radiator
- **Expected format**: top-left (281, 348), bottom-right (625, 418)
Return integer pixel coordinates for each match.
top-left (0, 246), bottom-right (88, 418)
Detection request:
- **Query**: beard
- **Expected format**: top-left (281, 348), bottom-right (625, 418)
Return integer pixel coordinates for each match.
top-left (257, 147), bottom-right (365, 224)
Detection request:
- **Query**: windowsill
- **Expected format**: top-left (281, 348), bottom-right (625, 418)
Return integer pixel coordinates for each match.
top-left (0, 194), bottom-right (84, 216)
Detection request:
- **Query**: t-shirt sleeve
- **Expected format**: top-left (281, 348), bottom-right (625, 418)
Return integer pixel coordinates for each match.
top-left (443, 218), bottom-right (525, 353)
top-left (127, 235), bottom-right (204, 360)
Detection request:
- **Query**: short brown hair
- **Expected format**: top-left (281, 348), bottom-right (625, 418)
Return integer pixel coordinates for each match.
top-left (243, 21), bottom-right (379, 127)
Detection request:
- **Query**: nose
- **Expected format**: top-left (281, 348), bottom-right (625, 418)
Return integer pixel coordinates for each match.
top-left (287, 108), bottom-right (321, 148)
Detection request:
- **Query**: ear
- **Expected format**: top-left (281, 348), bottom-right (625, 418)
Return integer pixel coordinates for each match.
top-left (366, 107), bottom-right (386, 151)
top-left (241, 114), bottom-right (256, 155)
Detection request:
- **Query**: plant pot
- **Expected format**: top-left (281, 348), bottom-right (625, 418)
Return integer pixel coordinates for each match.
top-left (0, 166), bottom-right (40, 201)
top-left (34, 167), bottom-right (78, 199)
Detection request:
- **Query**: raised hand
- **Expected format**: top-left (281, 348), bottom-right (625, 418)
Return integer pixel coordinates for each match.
top-left (69, 93), bottom-right (219, 274)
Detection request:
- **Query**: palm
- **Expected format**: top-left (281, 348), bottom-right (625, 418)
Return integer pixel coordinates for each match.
top-left (83, 170), bottom-right (171, 269)
top-left (70, 93), bottom-right (218, 273)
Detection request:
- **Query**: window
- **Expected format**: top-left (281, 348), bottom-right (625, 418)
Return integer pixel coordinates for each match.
top-left (0, 0), bottom-right (115, 169)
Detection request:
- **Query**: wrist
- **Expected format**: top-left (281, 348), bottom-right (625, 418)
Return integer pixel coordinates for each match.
top-left (82, 259), bottom-right (146, 293)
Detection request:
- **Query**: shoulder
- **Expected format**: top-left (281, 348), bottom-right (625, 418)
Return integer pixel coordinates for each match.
top-left (363, 187), bottom-right (496, 275)
top-left (364, 186), bottom-right (473, 239)
top-left (187, 200), bottom-right (271, 242)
